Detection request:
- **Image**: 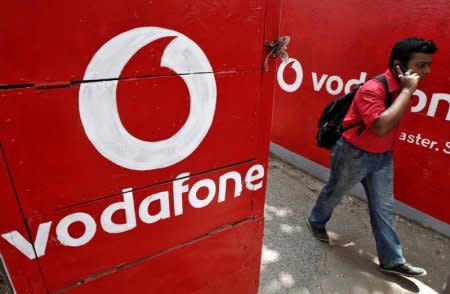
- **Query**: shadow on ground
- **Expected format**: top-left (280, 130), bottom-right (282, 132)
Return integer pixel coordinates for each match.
top-left (259, 156), bottom-right (449, 294)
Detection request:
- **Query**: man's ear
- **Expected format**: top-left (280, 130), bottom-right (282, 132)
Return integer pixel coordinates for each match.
top-left (391, 60), bottom-right (402, 72)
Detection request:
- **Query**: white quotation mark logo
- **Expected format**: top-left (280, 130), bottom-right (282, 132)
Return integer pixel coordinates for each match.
top-left (277, 58), bottom-right (303, 93)
top-left (79, 27), bottom-right (217, 171)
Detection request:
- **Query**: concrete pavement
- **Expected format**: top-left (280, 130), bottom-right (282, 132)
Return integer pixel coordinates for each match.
top-left (259, 155), bottom-right (450, 294)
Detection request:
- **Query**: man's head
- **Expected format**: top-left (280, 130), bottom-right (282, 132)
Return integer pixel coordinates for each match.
top-left (389, 37), bottom-right (438, 79)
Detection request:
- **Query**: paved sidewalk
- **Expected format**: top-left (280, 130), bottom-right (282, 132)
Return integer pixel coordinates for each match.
top-left (259, 155), bottom-right (450, 294)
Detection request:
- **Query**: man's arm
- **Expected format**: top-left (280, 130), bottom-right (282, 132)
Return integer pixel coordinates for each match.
top-left (370, 66), bottom-right (420, 136)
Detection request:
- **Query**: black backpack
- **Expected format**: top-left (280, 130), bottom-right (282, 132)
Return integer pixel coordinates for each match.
top-left (316, 75), bottom-right (392, 149)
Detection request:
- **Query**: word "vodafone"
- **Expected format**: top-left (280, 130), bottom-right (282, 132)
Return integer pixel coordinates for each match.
top-left (2, 164), bottom-right (264, 260)
top-left (278, 59), bottom-right (450, 121)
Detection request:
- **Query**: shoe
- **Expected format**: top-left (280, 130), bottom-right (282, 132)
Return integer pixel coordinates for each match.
top-left (306, 218), bottom-right (329, 243)
top-left (379, 263), bottom-right (427, 277)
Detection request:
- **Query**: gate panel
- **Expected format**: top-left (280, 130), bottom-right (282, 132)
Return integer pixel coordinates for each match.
top-left (0, 72), bottom-right (262, 216)
top-left (0, 149), bottom-right (47, 293)
top-left (0, 1), bottom-right (265, 86)
top-left (27, 162), bottom-right (262, 291)
top-left (66, 218), bottom-right (264, 294)
top-left (1, 0), bottom-right (279, 292)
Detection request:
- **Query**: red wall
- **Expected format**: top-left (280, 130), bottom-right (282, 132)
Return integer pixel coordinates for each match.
top-left (271, 1), bottom-right (449, 224)
top-left (0, 1), bottom-right (279, 292)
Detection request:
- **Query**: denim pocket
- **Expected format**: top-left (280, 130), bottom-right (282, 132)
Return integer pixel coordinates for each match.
top-left (343, 142), bottom-right (363, 159)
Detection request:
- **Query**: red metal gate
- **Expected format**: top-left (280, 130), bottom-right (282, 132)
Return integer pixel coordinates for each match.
top-left (271, 0), bottom-right (449, 229)
top-left (0, 1), bottom-right (281, 292)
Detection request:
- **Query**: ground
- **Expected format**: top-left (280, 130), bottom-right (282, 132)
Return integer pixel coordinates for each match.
top-left (259, 155), bottom-right (450, 294)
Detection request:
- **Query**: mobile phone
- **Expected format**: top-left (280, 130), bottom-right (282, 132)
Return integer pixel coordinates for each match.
top-left (399, 64), bottom-right (409, 74)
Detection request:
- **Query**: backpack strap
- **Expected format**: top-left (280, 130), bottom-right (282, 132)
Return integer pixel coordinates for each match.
top-left (374, 75), bottom-right (393, 107)
top-left (355, 74), bottom-right (392, 135)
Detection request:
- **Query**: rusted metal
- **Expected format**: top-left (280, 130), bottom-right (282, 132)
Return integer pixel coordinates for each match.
top-left (264, 36), bottom-right (290, 71)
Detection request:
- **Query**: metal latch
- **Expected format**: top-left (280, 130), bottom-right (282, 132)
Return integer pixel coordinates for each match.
top-left (264, 36), bottom-right (290, 71)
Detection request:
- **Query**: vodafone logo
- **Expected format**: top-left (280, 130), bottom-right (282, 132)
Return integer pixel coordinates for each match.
top-left (1, 27), bottom-right (266, 260)
top-left (277, 58), bottom-right (303, 92)
top-left (79, 27), bottom-right (217, 171)
top-left (277, 53), bottom-right (450, 122)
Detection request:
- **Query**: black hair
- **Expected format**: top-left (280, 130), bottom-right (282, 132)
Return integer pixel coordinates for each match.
top-left (389, 37), bottom-right (438, 68)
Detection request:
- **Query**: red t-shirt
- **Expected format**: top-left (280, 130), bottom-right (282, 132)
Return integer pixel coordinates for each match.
top-left (342, 69), bottom-right (401, 153)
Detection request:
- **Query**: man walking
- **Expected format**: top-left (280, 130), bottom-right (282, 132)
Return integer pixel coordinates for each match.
top-left (307, 37), bottom-right (438, 277)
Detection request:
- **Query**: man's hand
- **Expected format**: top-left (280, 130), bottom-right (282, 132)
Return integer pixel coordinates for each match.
top-left (396, 65), bottom-right (420, 94)
top-left (370, 67), bottom-right (420, 136)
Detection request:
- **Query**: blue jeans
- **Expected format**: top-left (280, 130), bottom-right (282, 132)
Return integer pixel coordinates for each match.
top-left (309, 138), bottom-right (405, 265)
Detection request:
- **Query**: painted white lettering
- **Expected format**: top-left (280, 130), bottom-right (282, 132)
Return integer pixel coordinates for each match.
top-left (79, 27), bottom-right (217, 171)
top-left (421, 138), bottom-right (431, 148)
top-left (100, 188), bottom-right (136, 234)
top-left (312, 73), bottom-right (328, 92)
top-left (344, 72), bottom-right (367, 94)
top-left (277, 58), bottom-right (304, 92)
top-left (139, 191), bottom-right (171, 224)
top-left (189, 179), bottom-right (216, 208)
top-left (444, 142), bottom-right (450, 154)
top-left (429, 140), bottom-right (438, 149)
top-left (56, 213), bottom-right (97, 247)
top-left (326, 75), bottom-right (344, 96)
top-left (1, 222), bottom-right (52, 260)
top-left (245, 164), bottom-right (265, 191)
top-left (218, 171), bottom-right (243, 203)
top-left (3, 163), bottom-right (268, 258)
top-left (273, 54), bottom-right (449, 121)
top-left (398, 131), bottom-right (441, 150)
top-left (427, 93), bottom-right (450, 120)
top-left (415, 133), bottom-right (423, 145)
top-left (411, 89), bottom-right (427, 113)
top-left (173, 173), bottom-right (190, 216)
